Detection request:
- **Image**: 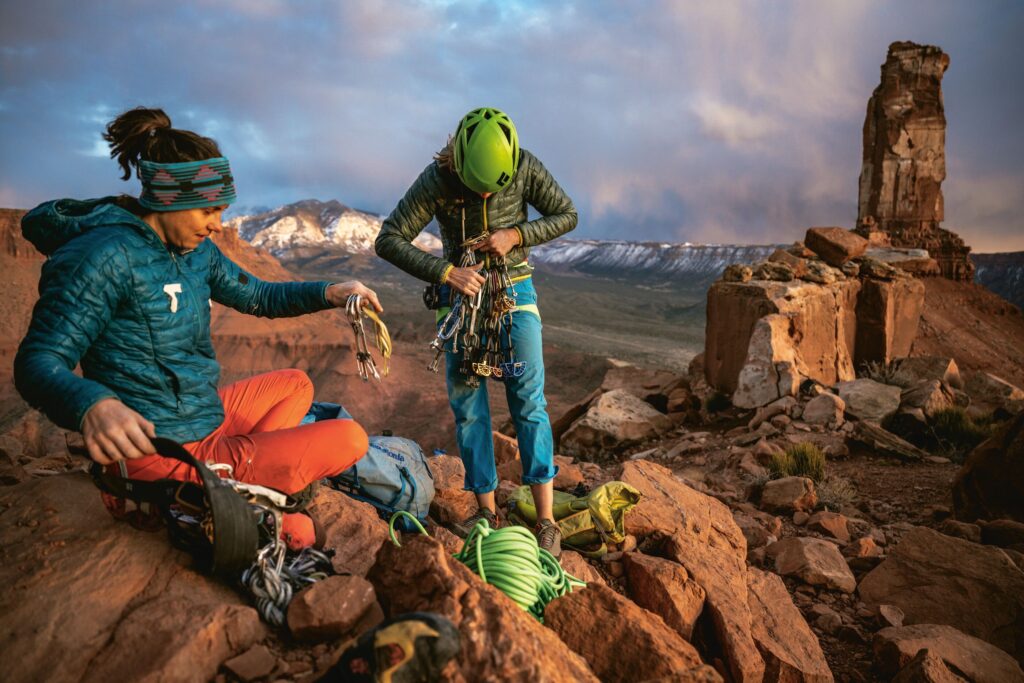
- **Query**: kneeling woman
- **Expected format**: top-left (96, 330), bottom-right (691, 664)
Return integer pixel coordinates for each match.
top-left (14, 107), bottom-right (379, 549)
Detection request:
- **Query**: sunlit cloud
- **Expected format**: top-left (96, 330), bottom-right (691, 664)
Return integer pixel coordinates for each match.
top-left (0, 0), bottom-right (1021, 249)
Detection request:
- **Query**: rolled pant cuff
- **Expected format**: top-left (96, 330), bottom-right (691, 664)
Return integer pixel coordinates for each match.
top-left (463, 477), bottom-right (499, 494)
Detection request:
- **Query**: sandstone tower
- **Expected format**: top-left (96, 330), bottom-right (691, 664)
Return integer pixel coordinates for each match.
top-left (856, 41), bottom-right (974, 281)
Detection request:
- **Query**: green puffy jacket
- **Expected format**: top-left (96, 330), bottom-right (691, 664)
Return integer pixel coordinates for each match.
top-left (375, 149), bottom-right (577, 283)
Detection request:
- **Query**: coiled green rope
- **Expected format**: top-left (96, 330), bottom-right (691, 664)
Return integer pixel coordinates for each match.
top-left (388, 511), bottom-right (585, 622)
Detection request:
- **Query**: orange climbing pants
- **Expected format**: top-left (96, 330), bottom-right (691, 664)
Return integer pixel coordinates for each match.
top-left (124, 369), bottom-right (368, 548)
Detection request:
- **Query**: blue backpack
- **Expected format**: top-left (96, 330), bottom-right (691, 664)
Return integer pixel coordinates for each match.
top-left (304, 402), bottom-right (435, 532)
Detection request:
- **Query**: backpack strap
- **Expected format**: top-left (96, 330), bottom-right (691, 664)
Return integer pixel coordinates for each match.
top-left (89, 437), bottom-right (258, 577)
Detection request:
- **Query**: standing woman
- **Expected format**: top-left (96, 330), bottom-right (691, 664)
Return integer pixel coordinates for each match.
top-left (14, 107), bottom-right (381, 549)
top-left (375, 107), bottom-right (577, 556)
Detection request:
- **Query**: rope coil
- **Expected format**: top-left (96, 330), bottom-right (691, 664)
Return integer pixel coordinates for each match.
top-left (388, 511), bottom-right (584, 622)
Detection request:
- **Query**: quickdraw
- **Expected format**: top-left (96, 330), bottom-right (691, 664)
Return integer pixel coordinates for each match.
top-left (90, 438), bottom-right (334, 626)
top-left (425, 230), bottom-right (527, 384)
top-left (345, 294), bottom-right (392, 382)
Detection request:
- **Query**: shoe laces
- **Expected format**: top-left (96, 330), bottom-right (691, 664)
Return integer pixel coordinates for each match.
top-left (537, 520), bottom-right (559, 547)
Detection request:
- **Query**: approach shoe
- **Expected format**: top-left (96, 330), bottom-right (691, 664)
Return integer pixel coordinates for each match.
top-left (450, 508), bottom-right (499, 539)
top-left (536, 519), bottom-right (562, 558)
top-left (319, 611), bottom-right (461, 683)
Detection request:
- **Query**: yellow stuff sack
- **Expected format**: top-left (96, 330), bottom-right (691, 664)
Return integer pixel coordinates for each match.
top-left (506, 481), bottom-right (642, 558)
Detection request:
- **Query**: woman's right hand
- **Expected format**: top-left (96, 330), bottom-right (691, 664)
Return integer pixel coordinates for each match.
top-left (446, 262), bottom-right (486, 297)
top-left (82, 398), bottom-right (158, 465)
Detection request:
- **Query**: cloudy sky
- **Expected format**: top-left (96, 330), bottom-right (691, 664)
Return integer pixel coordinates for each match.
top-left (1, 1), bottom-right (1021, 251)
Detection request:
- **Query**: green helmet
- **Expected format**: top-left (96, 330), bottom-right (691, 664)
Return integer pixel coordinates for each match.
top-left (452, 107), bottom-right (520, 194)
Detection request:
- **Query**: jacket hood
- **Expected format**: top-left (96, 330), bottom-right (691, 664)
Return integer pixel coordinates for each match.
top-left (22, 197), bottom-right (158, 256)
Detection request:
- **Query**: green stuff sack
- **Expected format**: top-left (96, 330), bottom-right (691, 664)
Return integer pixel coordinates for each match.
top-left (506, 481), bottom-right (642, 558)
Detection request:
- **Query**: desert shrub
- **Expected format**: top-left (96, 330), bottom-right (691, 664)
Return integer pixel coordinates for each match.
top-left (859, 359), bottom-right (901, 385)
top-left (927, 407), bottom-right (998, 461)
top-left (769, 442), bottom-right (826, 482)
top-left (818, 475), bottom-right (857, 512)
top-left (767, 451), bottom-right (793, 479)
top-left (704, 391), bottom-right (732, 413)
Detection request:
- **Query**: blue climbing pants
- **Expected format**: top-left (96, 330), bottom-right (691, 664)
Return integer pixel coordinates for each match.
top-left (444, 277), bottom-right (556, 493)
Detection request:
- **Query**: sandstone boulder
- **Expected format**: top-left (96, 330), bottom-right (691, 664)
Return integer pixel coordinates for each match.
top-left (624, 551), bottom-right (706, 641)
top-left (287, 574), bottom-right (380, 641)
top-left (0, 473), bottom-right (266, 683)
top-left (874, 624), bottom-right (1024, 683)
top-left (761, 476), bottom-right (817, 513)
top-left (803, 393), bottom-right (846, 427)
top-left (704, 280), bottom-right (859, 397)
top-left (561, 389), bottom-right (672, 458)
top-left (890, 649), bottom-right (967, 683)
top-left (426, 454), bottom-right (477, 524)
top-left (753, 261), bottom-right (795, 282)
top-left (746, 567), bottom-right (834, 682)
top-left (901, 380), bottom-right (955, 418)
top-left (732, 314), bottom-right (802, 409)
top-left (864, 247), bottom-right (942, 277)
top-left (979, 519), bottom-right (1024, 550)
top-left (308, 486), bottom-right (390, 576)
top-left (803, 260), bottom-right (841, 285)
top-left (808, 511), bottom-right (850, 543)
top-left (769, 248), bottom-right (808, 278)
top-left (892, 356), bottom-right (963, 390)
top-left (724, 263), bottom-right (753, 282)
top-left (854, 277), bottom-right (926, 367)
top-left (368, 535), bottom-right (598, 682)
top-left (805, 227), bottom-right (868, 267)
top-left (952, 412), bottom-right (1024, 523)
top-left (766, 537), bottom-right (857, 593)
top-left (618, 461), bottom-right (765, 683)
top-left (836, 379), bottom-right (902, 424)
top-left (546, 582), bottom-right (705, 682)
top-left (559, 550), bottom-right (606, 586)
top-left (963, 371), bottom-right (1024, 416)
top-left (858, 526), bottom-right (1024, 659)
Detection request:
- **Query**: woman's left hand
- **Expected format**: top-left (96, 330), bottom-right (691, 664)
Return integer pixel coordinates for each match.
top-left (326, 281), bottom-right (383, 313)
top-left (472, 228), bottom-right (521, 258)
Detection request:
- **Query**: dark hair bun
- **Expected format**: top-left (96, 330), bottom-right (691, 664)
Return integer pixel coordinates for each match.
top-left (103, 106), bottom-right (220, 180)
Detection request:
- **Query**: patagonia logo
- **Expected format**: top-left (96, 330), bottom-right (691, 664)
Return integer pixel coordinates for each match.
top-left (163, 283), bottom-right (183, 313)
top-left (496, 171), bottom-right (511, 187)
top-left (375, 444), bottom-right (406, 463)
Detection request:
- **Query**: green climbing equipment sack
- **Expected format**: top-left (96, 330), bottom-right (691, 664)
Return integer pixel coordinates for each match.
top-left (505, 481), bottom-right (642, 558)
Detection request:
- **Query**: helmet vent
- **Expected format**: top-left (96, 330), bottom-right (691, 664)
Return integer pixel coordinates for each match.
top-left (464, 122), bottom-right (478, 140)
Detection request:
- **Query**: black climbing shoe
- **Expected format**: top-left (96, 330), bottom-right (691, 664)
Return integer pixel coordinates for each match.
top-left (450, 508), bottom-right (499, 539)
top-left (319, 612), bottom-right (461, 683)
top-left (536, 519), bottom-right (562, 558)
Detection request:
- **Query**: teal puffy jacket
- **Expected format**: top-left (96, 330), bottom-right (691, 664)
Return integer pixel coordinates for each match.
top-left (14, 198), bottom-right (332, 443)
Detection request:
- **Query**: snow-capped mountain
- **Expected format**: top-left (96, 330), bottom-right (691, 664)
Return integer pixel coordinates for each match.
top-left (226, 199), bottom-right (776, 281)
top-left (225, 199), bottom-right (442, 255)
top-left (530, 240), bottom-right (779, 281)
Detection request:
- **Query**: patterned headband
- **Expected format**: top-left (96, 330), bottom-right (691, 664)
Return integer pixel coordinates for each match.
top-left (139, 157), bottom-right (237, 211)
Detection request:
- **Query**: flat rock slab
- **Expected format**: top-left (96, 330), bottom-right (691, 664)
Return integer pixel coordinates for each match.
top-left (0, 473), bottom-right (265, 683)
top-left (874, 624), bottom-right (1024, 683)
top-left (618, 461), bottom-right (765, 683)
top-left (546, 582), bottom-right (705, 682)
top-left (287, 574), bottom-right (378, 641)
top-left (746, 567), bottom-right (834, 683)
top-left (624, 551), bottom-right (706, 641)
top-left (761, 476), bottom-right (818, 513)
top-left (859, 526), bottom-right (1024, 660)
top-left (836, 379), bottom-right (902, 424)
top-left (767, 537), bottom-right (857, 593)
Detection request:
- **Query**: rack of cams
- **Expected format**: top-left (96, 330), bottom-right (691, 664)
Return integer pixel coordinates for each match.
top-left (345, 294), bottom-right (392, 382)
top-left (428, 234), bottom-right (526, 386)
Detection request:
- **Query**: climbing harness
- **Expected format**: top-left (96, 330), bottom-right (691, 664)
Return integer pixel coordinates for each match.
top-left (91, 438), bottom-right (334, 626)
top-left (345, 294), bottom-right (392, 382)
top-left (387, 511), bottom-right (584, 622)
